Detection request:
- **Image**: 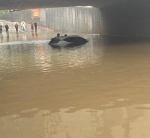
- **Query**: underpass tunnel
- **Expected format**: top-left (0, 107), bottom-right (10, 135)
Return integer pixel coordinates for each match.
top-left (0, 0), bottom-right (150, 37)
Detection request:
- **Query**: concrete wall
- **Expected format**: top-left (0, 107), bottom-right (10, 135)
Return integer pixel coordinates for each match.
top-left (100, 0), bottom-right (150, 37)
top-left (0, 7), bottom-right (101, 34)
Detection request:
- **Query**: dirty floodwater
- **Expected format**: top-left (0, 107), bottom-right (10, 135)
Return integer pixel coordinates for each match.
top-left (1, 28), bottom-right (150, 138)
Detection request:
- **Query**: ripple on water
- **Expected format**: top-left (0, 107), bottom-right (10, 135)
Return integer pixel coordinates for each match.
top-left (0, 38), bottom-right (102, 73)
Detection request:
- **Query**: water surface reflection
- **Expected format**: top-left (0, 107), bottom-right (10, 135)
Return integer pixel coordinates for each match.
top-left (0, 35), bottom-right (102, 73)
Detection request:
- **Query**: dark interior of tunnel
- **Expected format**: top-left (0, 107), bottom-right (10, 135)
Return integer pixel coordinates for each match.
top-left (100, 0), bottom-right (150, 37)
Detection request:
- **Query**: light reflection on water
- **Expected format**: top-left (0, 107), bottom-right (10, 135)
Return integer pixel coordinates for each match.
top-left (0, 35), bottom-right (102, 73)
top-left (1, 36), bottom-right (150, 138)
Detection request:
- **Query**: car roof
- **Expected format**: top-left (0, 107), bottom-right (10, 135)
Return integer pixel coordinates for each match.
top-left (59, 35), bottom-right (82, 40)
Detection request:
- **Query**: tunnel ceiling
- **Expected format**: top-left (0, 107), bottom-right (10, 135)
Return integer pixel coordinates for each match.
top-left (1, 0), bottom-right (129, 10)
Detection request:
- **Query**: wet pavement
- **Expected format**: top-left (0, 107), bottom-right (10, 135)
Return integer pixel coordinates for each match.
top-left (0, 19), bottom-right (56, 43)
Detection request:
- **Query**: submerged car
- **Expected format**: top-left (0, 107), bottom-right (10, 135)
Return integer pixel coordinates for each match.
top-left (48, 35), bottom-right (88, 48)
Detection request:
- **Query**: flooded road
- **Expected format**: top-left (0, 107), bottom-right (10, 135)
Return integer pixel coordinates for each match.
top-left (1, 33), bottom-right (150, 138)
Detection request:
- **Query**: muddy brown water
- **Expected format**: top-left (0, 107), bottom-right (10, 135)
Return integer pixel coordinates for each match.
top-left (1, 35), bottom-right (150, 138)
